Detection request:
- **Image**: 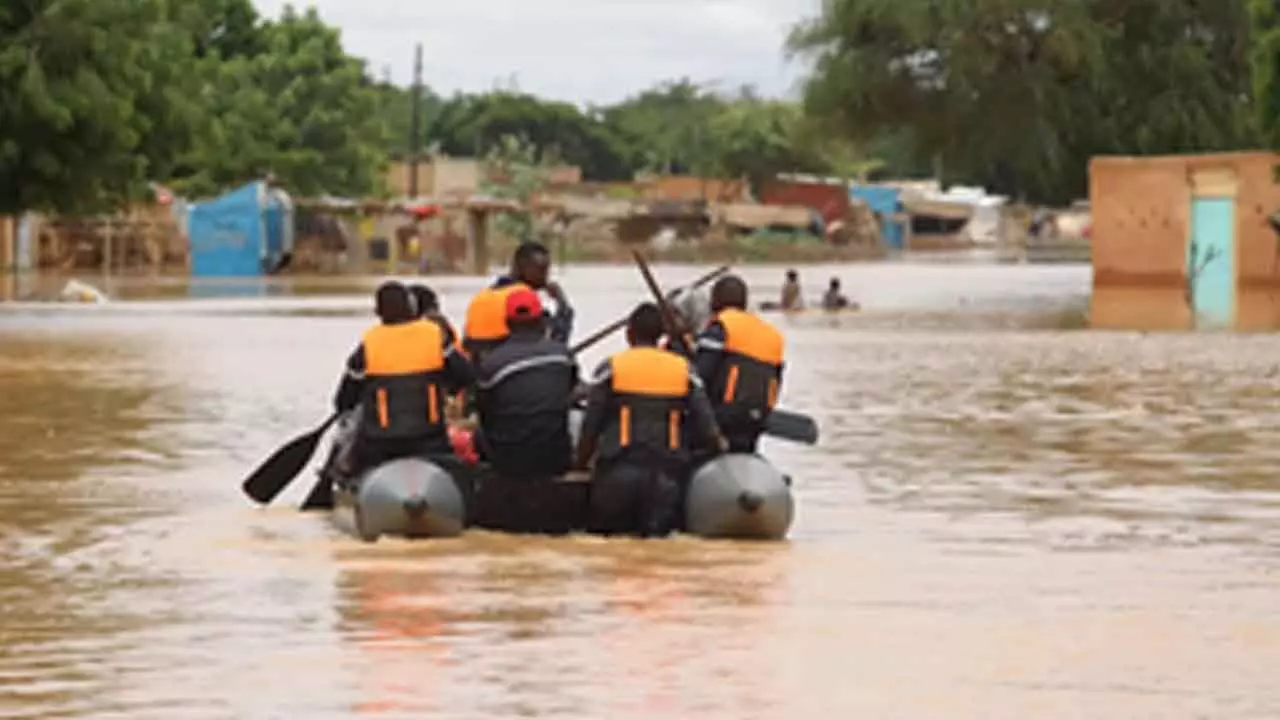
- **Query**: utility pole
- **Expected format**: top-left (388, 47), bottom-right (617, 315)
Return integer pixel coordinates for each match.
top-left (408, 43), bottom-right (423, 198)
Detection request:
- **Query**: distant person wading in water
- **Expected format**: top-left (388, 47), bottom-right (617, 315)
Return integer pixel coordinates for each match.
top-left (821, 277), bottom-right (851, 310)
top-left (780, 269), bottom-right (803, 310)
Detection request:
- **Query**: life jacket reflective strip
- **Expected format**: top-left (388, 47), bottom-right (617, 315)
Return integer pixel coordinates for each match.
top-left (362, 321), bottom-right (445, 429)
top-left (609, 346), bottom-right (690, 450)
top-left (715, 308), bottom-right (783, 409)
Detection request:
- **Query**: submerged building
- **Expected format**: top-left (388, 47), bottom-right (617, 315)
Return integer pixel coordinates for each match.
top-left (1090, 151), bottom-right (1280, 331)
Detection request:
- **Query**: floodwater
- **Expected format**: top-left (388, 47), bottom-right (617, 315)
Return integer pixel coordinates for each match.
top-left (0, 262), bottom-right (1277, 719)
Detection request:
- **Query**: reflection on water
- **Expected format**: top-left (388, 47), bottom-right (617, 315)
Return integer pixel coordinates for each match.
top-left (1, 263), bottom-right (1278, 718)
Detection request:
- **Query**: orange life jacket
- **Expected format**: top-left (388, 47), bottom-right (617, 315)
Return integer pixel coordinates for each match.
top-left (360, 321), bottom-right (447, 440)
top-left (596, 346), bottom-right (692, 464)
top-left (462, 281), bottom-right (531, 345)
top-left (710, 308), bottom-right (784, 417)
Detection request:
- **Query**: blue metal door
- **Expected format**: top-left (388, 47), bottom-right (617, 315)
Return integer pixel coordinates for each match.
top-left (1187, 197), bottom-right (1235, 328)
top-left (188, 182), bottom-right (267, 277)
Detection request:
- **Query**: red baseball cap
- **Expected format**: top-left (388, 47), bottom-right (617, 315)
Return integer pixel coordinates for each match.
top-left (505, 288), bottom-right (542, 320)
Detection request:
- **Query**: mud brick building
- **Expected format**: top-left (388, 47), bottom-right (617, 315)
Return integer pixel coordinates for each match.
top-left (1090, 151), bottom-right (1280, 331)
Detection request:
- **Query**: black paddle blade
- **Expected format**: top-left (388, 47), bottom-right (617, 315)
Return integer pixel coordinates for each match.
top-left (299, 473), bottom-right (335, 511)
top-left (241, 418), bottom-right (334, 505)
top-left (765, 409), bottom-right (819, 445)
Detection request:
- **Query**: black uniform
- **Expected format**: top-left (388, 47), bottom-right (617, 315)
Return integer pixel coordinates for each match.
top-left (475, 327), bottom-right (579, 479)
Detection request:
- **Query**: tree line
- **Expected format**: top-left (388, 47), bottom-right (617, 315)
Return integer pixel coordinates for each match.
top-left (2, 0), bottom-right (1278, 217)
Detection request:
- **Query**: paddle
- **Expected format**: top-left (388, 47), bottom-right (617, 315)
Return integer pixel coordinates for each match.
top-left (299, 454), bottom-right (337, 510)
top-left (568, 263), bottom-right (730, 355)
top-left (630, 250), bottom-right (819, 446)
top-left (241, 412), bottom-right (341, 505)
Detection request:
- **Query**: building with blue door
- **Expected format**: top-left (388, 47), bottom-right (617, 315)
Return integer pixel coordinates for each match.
top-left (188, 181), bottom-right (294, 277)
top-left (1089, 152), bottom-right (1280, 331)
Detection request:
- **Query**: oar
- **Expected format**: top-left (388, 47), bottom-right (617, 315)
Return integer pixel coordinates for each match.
top-left (299, 459), bottom-right (337, 510)
top-left (568, 263), bottom-right (730, 355)
top-left (241, 412), bottom-right (341, 505)
top-left (631, 250), bottom-right (819, 446)
top-left (765, 411), bottom-right (819, 445)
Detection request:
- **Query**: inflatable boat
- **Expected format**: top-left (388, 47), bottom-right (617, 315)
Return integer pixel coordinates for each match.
top-left (317, 411), bottom-right (795, 542)
top-left (320, 414), bottom-right (469, 541)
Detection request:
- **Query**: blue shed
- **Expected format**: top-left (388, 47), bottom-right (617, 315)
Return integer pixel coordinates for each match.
top-left (850, 185), bottom-right (906, 249)
top-left (188, 181), bottom-right (294, 277)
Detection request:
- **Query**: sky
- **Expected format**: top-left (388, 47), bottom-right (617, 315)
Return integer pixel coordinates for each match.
top-left (252, 0), bottom-right (822, 106)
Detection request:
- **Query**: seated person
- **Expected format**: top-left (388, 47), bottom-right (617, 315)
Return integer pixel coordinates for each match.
top-left (332, 282), bottom-right (473, 475)
top-left (474, 288), bottom-right (578, 479)
top-left (821, 277), bottom-right (851, 310)
top-left (781, 269), bottom-right (803, 310)
top-left (695, 275), bottom-right (785, 454)
top-left (575, 303), bottom-right (723, 538)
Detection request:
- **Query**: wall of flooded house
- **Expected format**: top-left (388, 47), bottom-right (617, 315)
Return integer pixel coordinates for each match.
top-left (1089, 152), bottom-right (1280, 331)
top-left (759, 181), bottom-right (848, 225)
top-left (645, 176), bottom-right (747, 202)
top-left (0, 217), bottom-right (14, 273)
top-left (387, 158), bottom-right (482, 197)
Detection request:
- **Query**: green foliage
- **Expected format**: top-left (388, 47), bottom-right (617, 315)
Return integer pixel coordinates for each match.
top-left (173, 5), bottom-right (388, 197)
top-left (1251, 0), bottom-right (1280, 148)
top-left (0, 0), bottom-right (390, 214)
top-left (788, 0), bottom-right (1258, 203)
top-left (409, 79), bottom-right (874, 191)
top-left (480, 134), bottom-right (550, 241)
top-left (601, 78), bottom-right (725, 175)
top-left (376, 82), bottom-right (444, 160)
top-left (706, 98), bottom-right (824, 193)
top-left (428, 90), bottom-right (631, 181)
top-left (0, 0), bottom-right (200, 215)
top-left (8, 0), bottom-right (1274, 217)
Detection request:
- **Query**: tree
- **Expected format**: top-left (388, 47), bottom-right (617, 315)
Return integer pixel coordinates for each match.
top-left (173, 5), bottom-right (389, 198)
top-left (0, 0), bottom-right (201, 215)
top-left (1250, 0), bottom-right (1280, 148)
top-left (601, 79), bottom-right (725, 175)
top-left (706, 99), bottom-right (826, 193)
top-left (428, 91), bottom-right (630, 181)
top-left (787, 0), bottom-right (1256, 203)
top-left (375, 81), bottom-right (445, 160)
top-left (481, 134), bottom-right (550, 241)
top-left (186, 0), bottom-right (264, 60)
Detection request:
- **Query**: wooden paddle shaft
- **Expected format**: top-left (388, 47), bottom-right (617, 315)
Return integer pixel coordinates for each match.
top-left (569, 263), bottom-right (729, 355)
top-left (631, 250), bottom-right (697, 356)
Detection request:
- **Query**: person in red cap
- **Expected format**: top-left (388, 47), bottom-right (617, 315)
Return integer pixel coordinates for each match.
top-left (461, 242), bottom-right (574, 368)
top-left (472, 286), bottom-right (579, 481)
top-left (574, 302), bottom-right (724, 538)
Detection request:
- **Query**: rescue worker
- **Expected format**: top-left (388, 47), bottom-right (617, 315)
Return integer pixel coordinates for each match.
top-left (462, 241), bottom-right (573, 366)
top-left (475, 288), bottom-right (579, 479)
top-left (409, 284), bottom-right (458, 347)
top-left (575, 303), bottom-right (724, 537)
top-left (780, 269), bottom-right (803, 310)
top-left (694, 275), bottom-right (785, 454)
top-left (332, 282), bottom-right (474, 474)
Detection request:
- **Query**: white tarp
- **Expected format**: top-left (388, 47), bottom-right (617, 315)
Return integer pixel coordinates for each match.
top-left (922, 185), bottom-right (1008, 245)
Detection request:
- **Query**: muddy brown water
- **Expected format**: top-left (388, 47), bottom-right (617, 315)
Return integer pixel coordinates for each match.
top-left (0, 262), bottom-right (1277, 719)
